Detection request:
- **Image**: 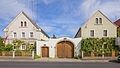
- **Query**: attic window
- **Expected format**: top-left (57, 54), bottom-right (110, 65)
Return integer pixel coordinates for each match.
top-left (24, 21), bottom-right (27, 27)
top-left (21, 21), bottom-right (23, 27)
top-left (95, 18), bottom-right (98, 24)
top-left (99, 18), bottom-right (102, 24)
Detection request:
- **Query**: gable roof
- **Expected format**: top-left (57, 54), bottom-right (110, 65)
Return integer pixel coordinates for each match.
top-left (113, 19), bottom-right (120, 28)
top-left (74, 10), bottom-right (117, 38)
top-left (74, 28), bottom-right (81, 38)
top-left (21, 12), bottom-right (50, 38)
top-left (3, 11), bottom-right (50, 38)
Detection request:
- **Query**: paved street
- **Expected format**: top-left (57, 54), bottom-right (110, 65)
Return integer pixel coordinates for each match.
top-left (0, 61), bottom-right (119, 68)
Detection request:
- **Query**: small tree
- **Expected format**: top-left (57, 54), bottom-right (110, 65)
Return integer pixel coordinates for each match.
top-left (0, 36), bottom-right (4, 46)
top-left (0, 36), bottom-right (5, 51)
top-left (52, 34), bottom-right (56, 39)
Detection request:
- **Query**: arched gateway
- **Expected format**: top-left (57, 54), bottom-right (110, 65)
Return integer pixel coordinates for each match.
top-left (56, 41), bottom-right (74, 58)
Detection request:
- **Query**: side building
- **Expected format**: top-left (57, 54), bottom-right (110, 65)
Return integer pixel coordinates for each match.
top-left (114, 19), bottom-right (120, 29)
top-left (3, 11), bottom-right (49, 50)
top-left (75, 10), bottom-right (117, 38)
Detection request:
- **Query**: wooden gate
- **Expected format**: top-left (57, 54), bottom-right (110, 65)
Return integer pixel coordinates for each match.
top-left (56, 41), bottom-right (74, 58)
top-left (41, 47), bottom-right (49, 57)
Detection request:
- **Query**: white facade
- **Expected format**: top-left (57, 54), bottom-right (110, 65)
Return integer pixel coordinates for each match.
top-left (36, 37), bottom-right (82, 58)
top-left (75, 10), bottom-right (117, 38)
top-left (3, 12), bottom-right (49, 46)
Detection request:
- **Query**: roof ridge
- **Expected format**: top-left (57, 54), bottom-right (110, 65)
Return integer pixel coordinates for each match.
top-left (21, 12), bottom-right (50, 38)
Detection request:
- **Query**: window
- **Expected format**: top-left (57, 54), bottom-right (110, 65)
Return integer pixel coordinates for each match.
top-left (95, 18), bottom-right (98, 24)
top-left (103, 30), bottom-right (107, 36)
top-left (24, 21), bottom-right (27, 27)
top-left (22, 32), bottom-right (25, 38)
top-left (13, 32), bottom-right (17, 38)
top-left (30, 32), bottom-right (34, 38)
top-left (21, 21), bottom-right (23, 27)
top-left (99, 18), bottom-right (102, 24)
top-left (31, 44), bottom-right (33, 45)
top-left (14, 46), bottom-right (17, 50)
top-left (90, 30), bottom-right (94, 37)
top-left (22, 45), bottom-right (26, 50)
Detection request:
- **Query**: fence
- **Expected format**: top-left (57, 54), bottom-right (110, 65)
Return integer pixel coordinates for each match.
top-left (82, 51), bottom-right (120, 59)
top-left (0, 51), bottom-right (34, 59)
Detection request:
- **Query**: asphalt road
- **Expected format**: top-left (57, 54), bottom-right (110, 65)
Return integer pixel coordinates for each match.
top-left (0, 61), bottom-right (120, 68)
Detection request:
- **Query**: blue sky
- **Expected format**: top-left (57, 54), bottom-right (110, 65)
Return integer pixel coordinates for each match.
top-left (0, 0), bottom-right (120, 38)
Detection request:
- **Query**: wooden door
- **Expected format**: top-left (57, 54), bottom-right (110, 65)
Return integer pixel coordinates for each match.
top-left (42, 47), bottom-right (49, 57)
top-left (56, 41), bottom-right (74, 58)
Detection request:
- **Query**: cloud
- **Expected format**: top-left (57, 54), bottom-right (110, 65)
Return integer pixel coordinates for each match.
top-left (1, 0), bottom-right (120, 38)
top-left (40, 26), bottom-right (55, 33)
top-left (0, 0), bottom-right (37, 25)
top-left (79, 0), bottom-right (120, 21)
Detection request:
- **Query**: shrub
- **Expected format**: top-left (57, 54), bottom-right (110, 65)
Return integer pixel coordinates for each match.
top-left (34, 54), bottom-right (41, 59)
top-left (0, 36), bottom-right (5, 51)
top-left (74, 55), bottom-right (82, 59)
top-left (41, 39), bottom-right (45, 41)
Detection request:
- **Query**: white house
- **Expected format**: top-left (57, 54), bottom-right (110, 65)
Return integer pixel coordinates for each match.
top-left (36, 37), bottom-right (82, 58)
top-left (3, 11), bottom-right (49, 50)
top-left (75, 10), bottom-right (117, 38)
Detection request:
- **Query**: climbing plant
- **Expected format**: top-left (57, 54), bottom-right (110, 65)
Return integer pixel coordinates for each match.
top-left (13, 39), bottom-right (24, 51)
top-left (117, 28), bottom-right (120, 37)
top-left (13, 39), bottom-right (35, 51)
top-left (81, 38), bottom-right (117, 53)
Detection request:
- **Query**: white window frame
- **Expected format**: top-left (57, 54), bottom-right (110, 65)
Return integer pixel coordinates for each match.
top-left (21, 32), bottom-right (25, 38)
top-left (13, 32), bottom-right (17, 38)
top-left (103, 30), bottom-right (107, 37)
top-left (99, 18), bottom-right (102, 24)
top-left (21, 21), bottom-right (23, 27)
top-left (95, 18), bottom-right (98, 24)
top-left (24, 21), bottom-right (27, 27)
top-left (90, 30), bottom-right (94, 37)
top-left (30, 32), bottom-right (34, 38)
top-left (21, 45), bottom-right (26, 50)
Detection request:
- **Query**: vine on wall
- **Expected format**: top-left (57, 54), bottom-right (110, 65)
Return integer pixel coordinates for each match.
top-left (81, 38), bottom-right (119, 53)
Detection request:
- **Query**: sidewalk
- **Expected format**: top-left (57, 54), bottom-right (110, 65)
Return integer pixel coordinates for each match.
top-left (0, 58), bottom-right (111, 62)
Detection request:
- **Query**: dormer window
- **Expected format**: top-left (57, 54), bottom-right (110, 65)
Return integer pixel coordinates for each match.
top-left (24, 21), bottom-right (27, 27)
top-left (21, 21), bottom-right (23, 27)
top-left (95, 18), bottom-right (98, 24)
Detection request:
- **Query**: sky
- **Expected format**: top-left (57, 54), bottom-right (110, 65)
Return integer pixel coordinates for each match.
top-left (0, 0), bottom-right (120, 38)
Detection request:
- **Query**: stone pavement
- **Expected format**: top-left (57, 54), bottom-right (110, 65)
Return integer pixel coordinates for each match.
top-left (34, 58), bottom-right (110, 62)
top-left (0, 58), bottom-right (113, 62)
